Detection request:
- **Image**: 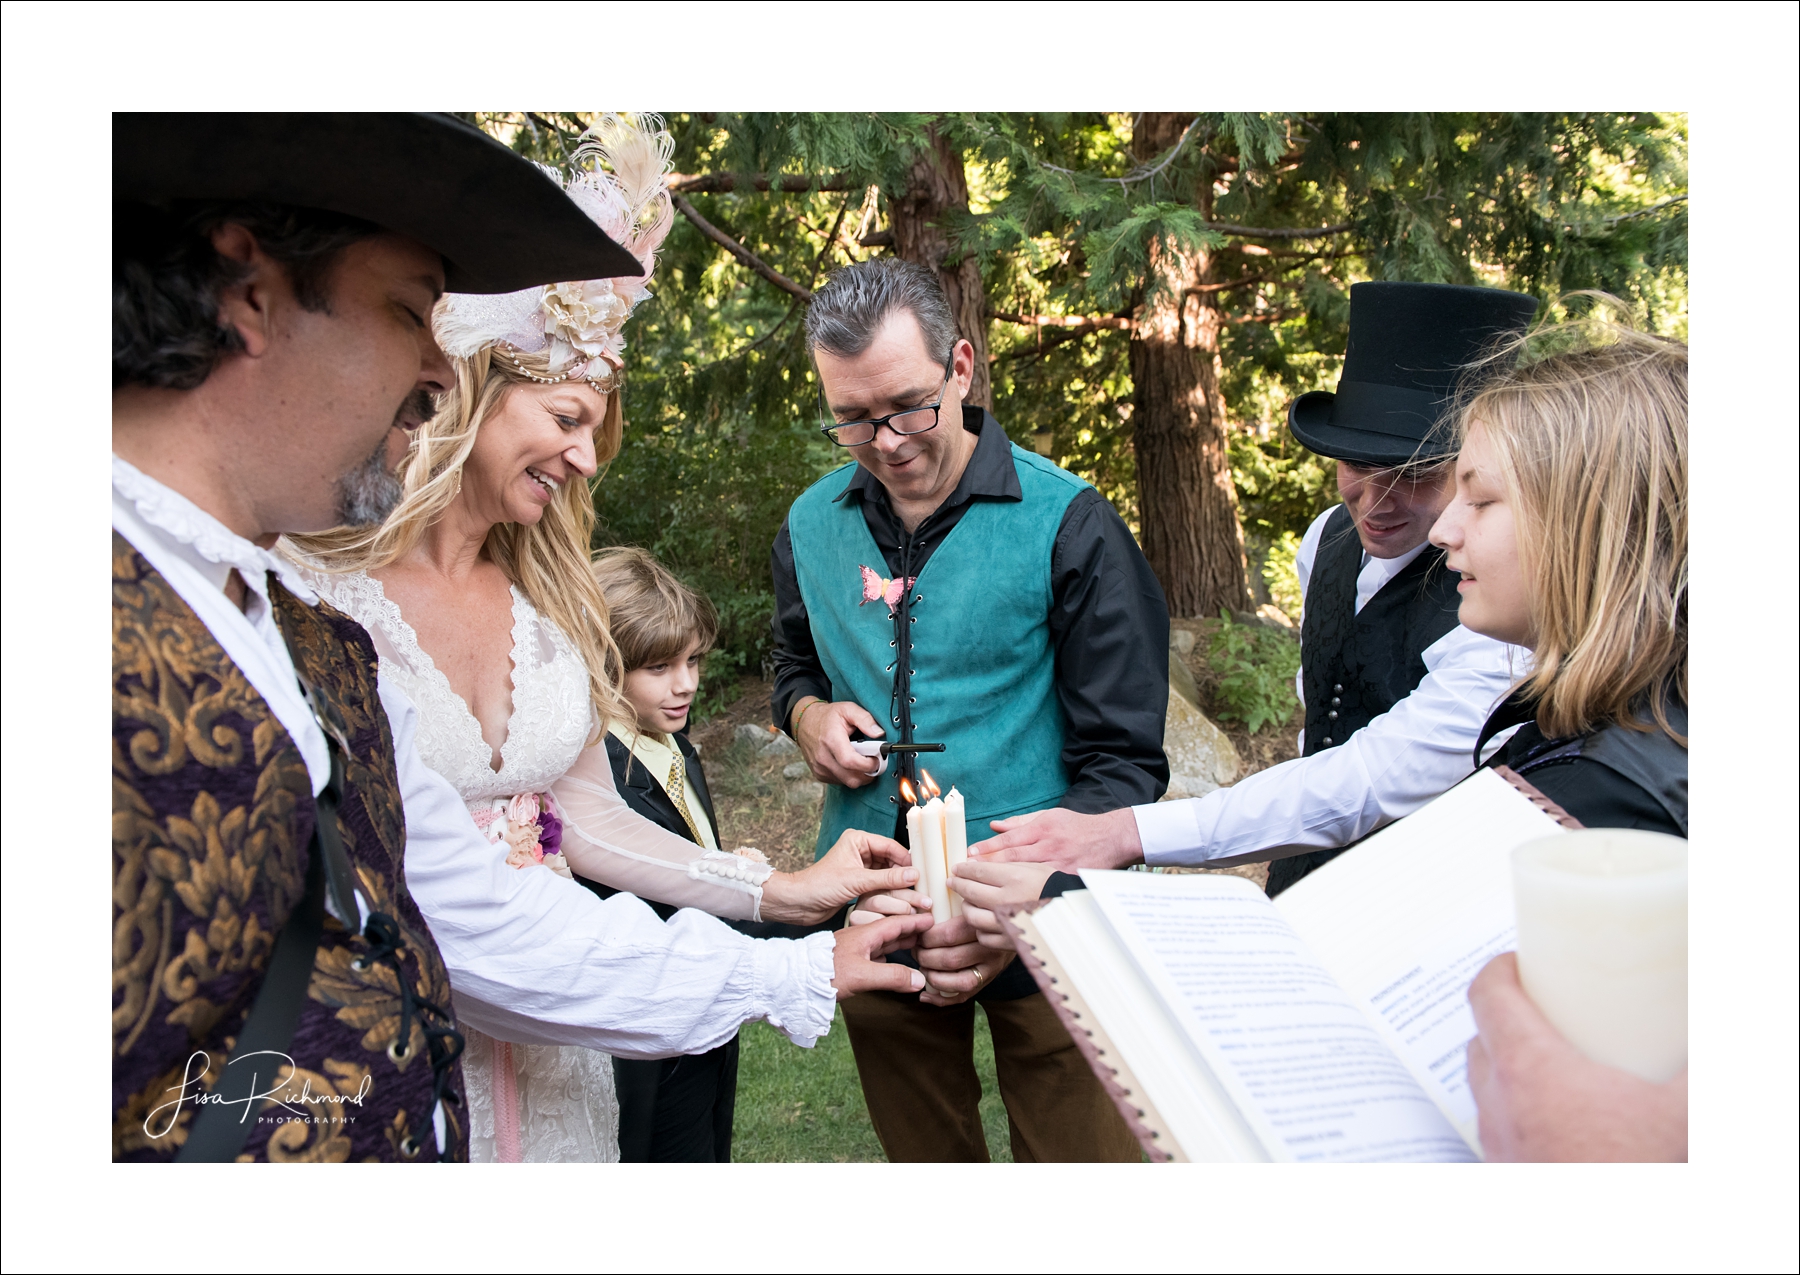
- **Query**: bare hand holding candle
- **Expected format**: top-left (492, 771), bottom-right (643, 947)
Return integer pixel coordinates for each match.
top-left (1511, 829), bottom-right (1687, 1083)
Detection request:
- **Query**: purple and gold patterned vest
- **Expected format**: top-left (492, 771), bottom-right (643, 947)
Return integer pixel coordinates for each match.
top-left (112, 533), bottom-right (467, 1161)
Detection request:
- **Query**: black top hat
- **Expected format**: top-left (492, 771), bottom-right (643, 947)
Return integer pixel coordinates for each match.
top-left (114, 113), bottom-right (642, 294)
top-left (1288, 281), bottom-right (1539, 467)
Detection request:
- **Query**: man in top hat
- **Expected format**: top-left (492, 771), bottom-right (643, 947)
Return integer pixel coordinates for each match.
top-left (957, 281), bottom-right (1538, 894)
top-left (112, 113), bottom-right (928, 1162)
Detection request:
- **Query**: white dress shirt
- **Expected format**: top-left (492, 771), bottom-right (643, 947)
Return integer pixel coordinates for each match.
top-left (112, 457), bottom-right (837, 1056)
top-left (1133, 505), bottom-right (1529, 866)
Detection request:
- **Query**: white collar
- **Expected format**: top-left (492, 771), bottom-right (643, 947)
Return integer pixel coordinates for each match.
top-left (111, 455), bottom-right (317, 605)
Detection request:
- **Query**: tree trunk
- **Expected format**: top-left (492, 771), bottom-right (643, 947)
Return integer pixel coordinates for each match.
top-left (1128, 113), bottom-right (1250, 617)
top-left (888, 123), bottom-right (991, 407)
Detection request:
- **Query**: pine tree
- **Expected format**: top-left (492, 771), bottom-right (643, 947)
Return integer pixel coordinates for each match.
top-left (469, 110), bottom-right (1686, 650)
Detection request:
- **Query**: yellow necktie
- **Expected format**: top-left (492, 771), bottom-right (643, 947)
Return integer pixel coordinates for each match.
top-left (665, 747), bottom-right (707, 845)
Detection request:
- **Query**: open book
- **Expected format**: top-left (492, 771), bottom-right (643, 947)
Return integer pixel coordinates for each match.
top-left (1002, 766), bottom-right (1581, 1162)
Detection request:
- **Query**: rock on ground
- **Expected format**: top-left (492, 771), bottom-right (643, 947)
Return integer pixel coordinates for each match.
top-left (735, 723), bottom-right (774, 748)
top-left (785, 781), bottom-right (825, 807)
top-left (1163, 648), bottom-right (1242, 800)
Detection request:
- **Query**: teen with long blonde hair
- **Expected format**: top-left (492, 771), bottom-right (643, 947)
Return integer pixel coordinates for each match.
top-left (1432, 303), bottom-right (1687, 833)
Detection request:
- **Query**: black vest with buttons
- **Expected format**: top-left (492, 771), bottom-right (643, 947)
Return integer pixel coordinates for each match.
top-left (1266, 505), bottom-right (1464, 896)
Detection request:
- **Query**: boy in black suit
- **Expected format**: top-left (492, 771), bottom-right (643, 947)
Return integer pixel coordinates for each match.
top-left (585, 547), bottom-right (751, 1161)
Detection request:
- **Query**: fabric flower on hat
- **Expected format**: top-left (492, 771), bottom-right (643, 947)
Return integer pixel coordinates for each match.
top-left (430, 113), bottom-right (673, 386)
top-left (542, 280), bottom-right (633, 373)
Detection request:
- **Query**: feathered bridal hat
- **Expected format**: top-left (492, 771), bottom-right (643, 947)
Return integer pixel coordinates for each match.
top-left (433, 114), bottom-right (676, 390)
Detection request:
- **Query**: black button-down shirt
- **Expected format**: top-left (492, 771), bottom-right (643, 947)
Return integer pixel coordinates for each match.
top-left (769, 406), bottom-right (1170, 814)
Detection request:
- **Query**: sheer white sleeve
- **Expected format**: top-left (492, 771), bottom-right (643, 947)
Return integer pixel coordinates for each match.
top-left (549, 744), bottom-right (771, 923)
top-left (386, 674), bottom-right (837, 1055)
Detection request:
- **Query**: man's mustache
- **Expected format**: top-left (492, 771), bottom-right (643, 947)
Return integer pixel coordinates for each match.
top-left (393, 388), bottom-right (436, 432)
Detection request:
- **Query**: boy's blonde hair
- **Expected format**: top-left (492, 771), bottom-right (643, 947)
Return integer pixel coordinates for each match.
top-left (591, 546), bottom-right (718, 683)
top-left (1455, 299), bottom-right (1686, 742)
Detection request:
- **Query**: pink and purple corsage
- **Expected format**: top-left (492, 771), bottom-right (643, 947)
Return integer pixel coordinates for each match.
top-left (472, 792), bottom-right (572, 879)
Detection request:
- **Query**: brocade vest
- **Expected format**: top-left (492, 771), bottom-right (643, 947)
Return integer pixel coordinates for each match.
top-left (1268, 506), bottom-right (1463, 896)
top-left (112, 534), bottom-right (467, 1161)
top-left (787, 446), bottom-right (1087, 856)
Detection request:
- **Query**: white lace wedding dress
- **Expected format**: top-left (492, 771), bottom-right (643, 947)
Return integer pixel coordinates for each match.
top-left (311, 569), bottom-right (623, 1163)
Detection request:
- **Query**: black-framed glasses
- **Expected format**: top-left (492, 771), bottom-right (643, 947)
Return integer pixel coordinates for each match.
top-left (819, 354), bottom-right (954, 448)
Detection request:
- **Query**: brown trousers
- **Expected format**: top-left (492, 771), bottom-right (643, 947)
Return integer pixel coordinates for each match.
top-left (841, 989), bottom-right (1140, 1162)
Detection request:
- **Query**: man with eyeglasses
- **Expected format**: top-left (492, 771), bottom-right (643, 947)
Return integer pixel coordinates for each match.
top-left (767, 258), bottom-right (1169, 1162)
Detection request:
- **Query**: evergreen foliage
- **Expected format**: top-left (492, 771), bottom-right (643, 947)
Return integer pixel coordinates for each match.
top-left (465, 112), bottom-right (1687, 670)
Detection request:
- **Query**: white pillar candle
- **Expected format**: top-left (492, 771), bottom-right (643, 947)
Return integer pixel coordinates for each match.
top-left (943, 787), bottom-right (968, 918)
top-left (1512, 829), bottom-right (1687, 1083)
top-left (918, 795), bottom-right (953, 924)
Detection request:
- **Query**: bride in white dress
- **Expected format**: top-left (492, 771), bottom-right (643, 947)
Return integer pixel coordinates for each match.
top-left (290, 116), bottom-right (921, 1162)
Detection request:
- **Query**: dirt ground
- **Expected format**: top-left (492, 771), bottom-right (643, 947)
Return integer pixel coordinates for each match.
top-left (689, 681), bottom-right (825, 874)
top-left (690, 632), bottom-right (1302, 884)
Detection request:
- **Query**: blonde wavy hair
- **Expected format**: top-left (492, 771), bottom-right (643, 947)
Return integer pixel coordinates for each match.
top-left (1455, 298), bottom-right (1687, 743)
top-left (288, 343), bottom-right (630, 737)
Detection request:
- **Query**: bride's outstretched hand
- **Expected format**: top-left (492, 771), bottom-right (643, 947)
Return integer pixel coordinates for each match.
top-left (832, 913), bottom-right (933, 1000)
top-left (759, 829), bottom-right (924, 926)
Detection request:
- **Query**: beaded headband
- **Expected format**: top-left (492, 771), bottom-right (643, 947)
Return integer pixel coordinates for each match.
top-left (433, 114), bottom-right (673, 390)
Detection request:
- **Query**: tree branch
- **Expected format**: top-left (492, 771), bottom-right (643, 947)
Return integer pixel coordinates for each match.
top-left (1228, 309), bottom-right (1300, 325)
top-left (1205, 221), bottom-right (1353, 240)
top-left (671, 193), bottom-right (812, 300)
top-left (997, 324), bottom-right (1116, 362)
top-left (993, 311), bottom-right (1133, 331)
top-left (807, 198), bottom-right (851, 290)
top-left (669, 172), bottom-right (857, 195)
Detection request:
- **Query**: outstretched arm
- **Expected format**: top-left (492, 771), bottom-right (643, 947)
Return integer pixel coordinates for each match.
top-left (552, 743), bottom-right (914, 924)
top-left (387, 675), bottom-right (914, 1059)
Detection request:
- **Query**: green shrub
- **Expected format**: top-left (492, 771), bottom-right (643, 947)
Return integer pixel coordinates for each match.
top-left (1207, 610), bottom-right (1302, 734)
top-left (1260, 530), bottom-right (1304, 623)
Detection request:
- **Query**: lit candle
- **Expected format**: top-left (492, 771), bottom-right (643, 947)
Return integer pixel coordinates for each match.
top-left (943, 786), bottom-right (968, 918)
top-left (1511, 829), bottom-right (1687, 1083)
top-left (919, 802), bottom-right (952, 925)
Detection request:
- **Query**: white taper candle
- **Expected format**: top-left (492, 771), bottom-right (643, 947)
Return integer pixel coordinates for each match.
top-left (919, 795), bottom-right (952, 924)
top-left (943, 787), bottom-right (968, 918)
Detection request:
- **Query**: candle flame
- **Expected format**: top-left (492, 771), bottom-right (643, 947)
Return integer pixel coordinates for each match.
top-left (898, 775), bottom-right (917, 806)
top-left (919, 768), bottom-right (941, 799)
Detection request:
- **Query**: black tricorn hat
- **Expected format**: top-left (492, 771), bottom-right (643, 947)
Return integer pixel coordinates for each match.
top-left (114, 113), bottom-right (643, 294)
top-left (1288, 281), bottom-right (1539, 467)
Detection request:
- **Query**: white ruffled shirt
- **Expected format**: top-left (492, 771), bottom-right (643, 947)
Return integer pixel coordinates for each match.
top-left (111, 456), bottom-right (837, 1056)
top-left (1133, 504), bottom-right (1529, 866)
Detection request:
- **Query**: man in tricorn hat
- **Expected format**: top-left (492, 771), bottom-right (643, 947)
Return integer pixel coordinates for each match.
top-left (958, 281), bottom-right (1538, 894)
top-left (112, 114), bottom-right (928, 1162)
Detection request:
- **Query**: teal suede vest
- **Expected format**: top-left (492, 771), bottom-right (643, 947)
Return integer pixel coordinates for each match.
top-left (788, 444), bottom-right (1088, 857)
